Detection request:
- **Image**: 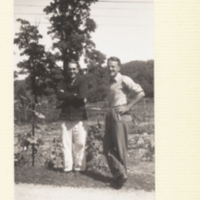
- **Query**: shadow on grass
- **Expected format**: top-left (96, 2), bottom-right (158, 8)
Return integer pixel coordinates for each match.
top-left (81, 171), bottom-right (112, 183)
top-left (15, 166), bottom-right (154, 191)
top-left (51, 167), bottom-right (112, 184)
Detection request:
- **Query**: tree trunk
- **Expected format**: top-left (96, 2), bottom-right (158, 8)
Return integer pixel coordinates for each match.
top-left (31, 75), bottom-right (37, 167)
top-left (31, 95), bottom-right (35, 166)
top-left (63, 56), bottom-right (68, 78)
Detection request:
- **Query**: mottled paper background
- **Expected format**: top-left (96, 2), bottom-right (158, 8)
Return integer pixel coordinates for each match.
top-left (0, 0), bottom-right (200, 199)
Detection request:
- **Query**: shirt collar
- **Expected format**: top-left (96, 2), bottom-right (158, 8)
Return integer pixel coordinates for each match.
top-left (66, 74), bottom-right (80, 86)
top-left (110, 72), bottom-right (121, 82)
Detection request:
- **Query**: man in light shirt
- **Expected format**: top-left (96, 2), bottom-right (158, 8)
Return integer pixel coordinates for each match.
top-left (103, 56), bottom-right (145, 188)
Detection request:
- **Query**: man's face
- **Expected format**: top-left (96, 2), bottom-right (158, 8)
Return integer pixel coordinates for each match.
top-left (108, 60), bottom-right (120, 78)
top-left (67, 62), bottom-right (79, 80)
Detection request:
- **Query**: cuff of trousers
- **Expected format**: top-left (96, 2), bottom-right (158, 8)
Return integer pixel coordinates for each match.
top-left (63, 168), bottom-right (73, 172)
top-left (74, 168), bottom-right (86, 171)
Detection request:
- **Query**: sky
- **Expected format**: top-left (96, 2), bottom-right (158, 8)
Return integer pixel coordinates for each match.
top-left (13, 0), bottom-right (154, 74)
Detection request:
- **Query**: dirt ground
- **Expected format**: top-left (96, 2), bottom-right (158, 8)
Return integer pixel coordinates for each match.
top-left (15, 183), bottom-right (155, 200)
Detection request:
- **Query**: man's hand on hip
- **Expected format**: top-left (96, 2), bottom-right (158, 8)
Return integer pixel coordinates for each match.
top-left (114, 105), bottom-right (130, 115)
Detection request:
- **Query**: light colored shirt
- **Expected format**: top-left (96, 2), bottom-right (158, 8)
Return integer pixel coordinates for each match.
top-left (108, 72), bottom-right (143, 107)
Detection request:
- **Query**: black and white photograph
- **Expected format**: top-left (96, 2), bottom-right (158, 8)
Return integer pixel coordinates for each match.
top-left (13, 0), bottom-right (154, 199)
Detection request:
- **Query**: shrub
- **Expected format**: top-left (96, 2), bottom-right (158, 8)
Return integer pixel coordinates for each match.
top-left (86, 124), bottom-right (110, 173)
top-left (14, 130), bottom-right (44, 167)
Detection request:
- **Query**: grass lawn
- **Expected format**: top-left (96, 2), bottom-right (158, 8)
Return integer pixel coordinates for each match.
top-left (15, 151), bottom-right (154, 191)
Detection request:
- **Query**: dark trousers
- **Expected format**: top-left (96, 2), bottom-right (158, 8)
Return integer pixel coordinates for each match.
top-left (103, 108), bottom-right (129, 179)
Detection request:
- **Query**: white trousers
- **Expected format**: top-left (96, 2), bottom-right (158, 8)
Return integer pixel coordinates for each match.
top-left (61, 121), bottom-right (87, 172)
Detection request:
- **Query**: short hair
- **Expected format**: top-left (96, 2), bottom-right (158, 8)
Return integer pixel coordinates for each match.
top-left (107, 56), bottom-right (121, 66)
top-left (67, 59), bottom-right (80, 69)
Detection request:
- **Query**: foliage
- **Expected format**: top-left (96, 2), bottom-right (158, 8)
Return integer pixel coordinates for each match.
top-left (86, 67), bottom-right (109, 102)
top-left (14, 129), bottom-right (44, 166)
top-left (121, 60), bottom-right (154, 97)
top-left (14, 122), bottom-right (154, 173)
top-left (14, 80), bottom-right (30, 100)
top-left (86, 49), bottom-right (107, 72)
top-left (14, 123), bottom-right (63, 168)
top-left (14, 79), bottom-right (61, 123)
top-left (43, 0), bottom-right (105, 75)
top-left (14, 80), bottom-right (31, 123)
top-left (14, 90), bottom-right (48, 126)
top-left (128, 130), bottom-right (154, 162)
top-left (14, 19), bottom-right (52, 97)
top-left (86, 124), bottom-right (110, 172)
top-left (13, 14), bottom-right (50, 162)
top-left (14, 71), bottom-right (18, 79)
top-left (132, 124), bottom-right (154, 135)
top-left (14, 98), bottom-right (31, 124)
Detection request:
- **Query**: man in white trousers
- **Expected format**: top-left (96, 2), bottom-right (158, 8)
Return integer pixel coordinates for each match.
top-left (56, 60), bottom-right (88, 175)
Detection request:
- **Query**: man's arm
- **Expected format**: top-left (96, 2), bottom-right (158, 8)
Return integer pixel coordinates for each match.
top-left (57, 78), bottom-right (88, 101)
top-left (75, 78), bottom-right (88, 100)
top-left (56, 81), bottom-right (75, 101)
top-left (115, 76), bottom-right (145, 114)
top-left (115, 91), bottom-right (145, 114)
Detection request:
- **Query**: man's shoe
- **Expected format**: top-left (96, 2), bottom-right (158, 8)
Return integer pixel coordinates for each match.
top-left (63, 168), bottom-right (73, 173)
top-left (109, 180), bottom-right (123, 189)
top-left (107, 174), bottom-right (127, 189)
top-left (116, 173), bottom-right (127, 186)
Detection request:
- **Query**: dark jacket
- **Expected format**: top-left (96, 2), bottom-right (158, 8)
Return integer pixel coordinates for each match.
top-left (56, 75), bottom-right (88, 121)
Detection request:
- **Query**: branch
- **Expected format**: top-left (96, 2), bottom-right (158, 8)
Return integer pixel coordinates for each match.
top-left (34, 18), bottom-right (41, 30)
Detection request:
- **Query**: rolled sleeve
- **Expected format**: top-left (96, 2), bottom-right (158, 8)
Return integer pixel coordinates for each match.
top-left (123, 76), bottom-right (143, 94)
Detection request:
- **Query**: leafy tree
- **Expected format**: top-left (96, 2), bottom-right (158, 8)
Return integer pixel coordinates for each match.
top-left (14, 19), bottom-right (50, 166)
top-left (43, 0), bottom-right (100, 75)
top-left (86, 67), bottom-right (109, 102)
top-left (14, 71), bottom-right (18, 79)
top-left (14, 19), bottom-right (51, 97)
top-left (82, 47), bottom-right (107, 102)
top-left (85, 49), bottom-right (106, 72)
top-left (43, 0), bottom-right (109, 103)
